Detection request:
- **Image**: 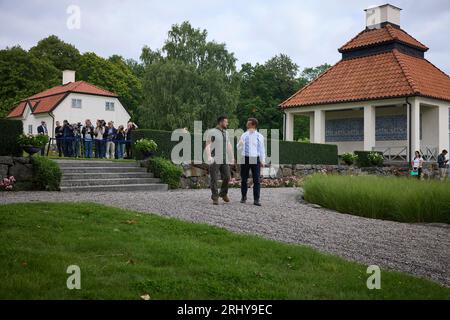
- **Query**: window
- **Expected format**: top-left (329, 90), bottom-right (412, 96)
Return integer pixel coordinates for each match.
top-left (105, 101), bottom-right (115, 111)
top-left (71, 99), bottom-right (82, 109)
top-left (28, 125), bottom-right (33, 134)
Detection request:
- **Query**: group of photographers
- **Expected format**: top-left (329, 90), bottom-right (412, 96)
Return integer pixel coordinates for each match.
top-left (43, 119), bottom-right (138, 159)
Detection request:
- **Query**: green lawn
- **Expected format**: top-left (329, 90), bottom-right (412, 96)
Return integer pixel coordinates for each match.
top-left (0, 203), bottom-right (449, 300)
top-left (303, 175), bottom-right (450, 223)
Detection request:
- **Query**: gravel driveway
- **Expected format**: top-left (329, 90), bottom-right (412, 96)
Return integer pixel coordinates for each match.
top-left (1, 188), bottom-right (449, 287)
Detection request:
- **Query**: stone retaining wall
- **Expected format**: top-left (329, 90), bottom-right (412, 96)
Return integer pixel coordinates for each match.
top-left (179, 162), bottom-right (441, 189)
top-left (0, 156), bottom-right (33, 182)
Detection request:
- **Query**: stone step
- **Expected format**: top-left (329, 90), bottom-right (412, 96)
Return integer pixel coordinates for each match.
top-left (60, 177), bottom-right (160, 187)
top-left (60, 183), bottom-right (168, 192)
top-left (61, 172), bottom-right (154, 180)
top-left (59, 167), bottom-right (147, 174)
top-left (55, 160), bottom-right (139, 168)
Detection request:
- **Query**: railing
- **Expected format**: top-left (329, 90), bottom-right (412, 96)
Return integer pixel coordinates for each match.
top-left (372, 146), bottom-right (439, 162)
top-left (372, 146), bottom-right (408, 162)
top-left (421, 147), bottom-right (438, 162)
top-left (45, 137), bottom-right (132, 157)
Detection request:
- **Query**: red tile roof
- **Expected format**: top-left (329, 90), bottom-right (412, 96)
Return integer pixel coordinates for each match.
top-left (7, 81), bottom-right (117, 118)
top-left (27, 81), bottom-right (117, 100)
top-left (7, 101), bottom-right (28, 118)
top-left (339, 24), bottom-right (428, 52)
top-left (281, 50), bottom-right (450, 108)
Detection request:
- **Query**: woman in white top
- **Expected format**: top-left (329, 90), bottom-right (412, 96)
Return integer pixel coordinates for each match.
top-left (411, 150), bottom-right (424, 179)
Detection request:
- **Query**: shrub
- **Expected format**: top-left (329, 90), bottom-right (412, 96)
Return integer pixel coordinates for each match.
top-left (17, 134), bottom-right (49, 148)
top-left (341, 153), bottom-right (358, 165)
top-left (134, 138), bottom-right (158, 154)
top-left (148, 157), bottom-right (183, 189)
top-left (355, 151), bottom-right (383, 167)
top-left (31, 157), bottom-right (61, 191)
top-left (0, 119), bottom-right (23, 156)
top-left (303, 175), bottom-right (450, 223)
top-left (368, 151), bottom-right (384, 166)
top-left (132, 129), bottom-right (338, 165)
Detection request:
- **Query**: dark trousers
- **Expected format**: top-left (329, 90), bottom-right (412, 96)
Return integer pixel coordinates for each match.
top-left (209, 162), bottom-right (230, 199)
top-left (95, 140), bottom-right (102, 158)
top-left (126, 142), bottom-right (132, 159)
top-left (63, 138), bottom-right (73, 157)
top-left (240, 157), bottom-right (261, 201)
top-left (56, 138), bottom-right (63, 157)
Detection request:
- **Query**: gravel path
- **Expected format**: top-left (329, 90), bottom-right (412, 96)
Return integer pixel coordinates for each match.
top-left (1, 188), bottom-right (449, 287)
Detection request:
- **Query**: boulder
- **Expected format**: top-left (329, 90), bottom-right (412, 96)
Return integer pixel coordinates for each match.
top-left (0, 164), bottom-right (8, 178)
top-left (183, 166), bottom-right (207, 178)
top-left (0, 156), bottom-right (13, 166)
top-left (12, 157), bottom-right (30, 165)
top-left (9, 162), bottom-right (33, 181)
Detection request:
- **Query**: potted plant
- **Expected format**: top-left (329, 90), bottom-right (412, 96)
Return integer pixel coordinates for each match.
top-left (17, 134), bottom-right (49, 157)
top-left (134, 138), bottom-right (158, 159)
top-left (342, 152), bottom-right (358, 166)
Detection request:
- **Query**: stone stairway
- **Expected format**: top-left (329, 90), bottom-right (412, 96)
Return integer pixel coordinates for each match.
top-left (54, 160), bottom-right (168, 192)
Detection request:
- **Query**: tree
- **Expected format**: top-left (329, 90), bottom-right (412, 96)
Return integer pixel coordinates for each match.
top-left (76, 52), bottom-right (142, 118)
top-left (237, 54), bottom-right (300, 134)
top-left (29, 35), bottom-right (81, 71)
top-left (137, 21), bottom-right (240, 130)
top-left (293, 63), bottom-right (331, 140)
top-left (0, 46), bottom-right (60, 118)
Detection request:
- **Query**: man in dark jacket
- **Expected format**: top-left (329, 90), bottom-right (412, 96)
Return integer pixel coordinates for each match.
top-left (437, 149), bottom-right (448, 181)
top-left (62, 120), bottom-right (74, 157)
top-left (55, 121), bottom-right (64, 157)
top-left (37, 121), bottom-right (48, 155)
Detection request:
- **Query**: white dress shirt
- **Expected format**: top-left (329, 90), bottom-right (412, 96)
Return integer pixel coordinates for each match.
top-left (238, 130), bottom-right (266, 163)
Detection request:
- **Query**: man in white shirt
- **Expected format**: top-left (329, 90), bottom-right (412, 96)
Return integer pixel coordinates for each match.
top-left (237, 118), bottom-right (265, 206)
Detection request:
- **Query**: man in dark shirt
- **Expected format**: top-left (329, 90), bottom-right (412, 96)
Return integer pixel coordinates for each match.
top-left (437, 149), bottom-right (448, 181)
top-left (37, 121), bottom-right (48, 156)
top-left (205, 116), bottom-right (234, 205)
top-left (62, 120), bottom-right (74, 157)
top-left (55, 121), bottom-right (64, 157)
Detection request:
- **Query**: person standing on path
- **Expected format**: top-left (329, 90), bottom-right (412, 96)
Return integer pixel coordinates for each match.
top-left (237, 118), bottom-right (265, 206)
top-left (205, 116), bottom-right (234, 205)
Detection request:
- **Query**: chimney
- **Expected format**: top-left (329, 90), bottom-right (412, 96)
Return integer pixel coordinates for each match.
top-left (62, 70), bottom-right (76, 85)
top-left (365, 4), bottom-right (401, 29)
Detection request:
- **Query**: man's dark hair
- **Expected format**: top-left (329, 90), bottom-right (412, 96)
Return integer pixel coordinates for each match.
top-left (443, 149), bottom-right (448, 154)
top-left (247, 118), bottom-right (258, 127)
top-left (217, 115), bottom-right (228, 124)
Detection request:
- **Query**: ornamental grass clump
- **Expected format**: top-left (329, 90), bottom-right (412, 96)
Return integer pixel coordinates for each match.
top-left (303, 174), bottom-right (450, 223)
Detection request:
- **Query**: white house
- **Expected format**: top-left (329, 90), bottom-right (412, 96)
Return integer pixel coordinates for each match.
top-left (281, 4), bottom-right (450, 162)
top-left (7, 70), bottom-right (131, 138)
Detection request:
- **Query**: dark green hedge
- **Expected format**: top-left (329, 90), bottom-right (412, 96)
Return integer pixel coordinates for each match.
top-left (355, 151), bottom-right (383, 168)
top-left (132, 129), bottom-right (338, 165)
top-left (0, 119), bottom-right (23, 156)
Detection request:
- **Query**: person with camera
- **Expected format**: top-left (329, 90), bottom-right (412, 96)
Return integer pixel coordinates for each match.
top-left (82, 119), bottom-right (95, 158)
top-left (62, 120), bottom-right (74, 157)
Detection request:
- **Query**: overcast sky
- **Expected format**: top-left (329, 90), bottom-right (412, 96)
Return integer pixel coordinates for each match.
top-left (1, 0), bottom-right (449, 73)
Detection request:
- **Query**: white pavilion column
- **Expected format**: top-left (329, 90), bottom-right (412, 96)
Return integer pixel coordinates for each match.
top-left (313, 109), bottom-right (325, 144)
top-left (284, 111), bottom-right (294, 141)
top-left (410, 98), bottom-right (421, 154)
top-left (363, 105), bottom-right (376, 151)
top-left (309, 113), bottom-right (315, 143)
top-left (438, 104), bottom-right (449, 153)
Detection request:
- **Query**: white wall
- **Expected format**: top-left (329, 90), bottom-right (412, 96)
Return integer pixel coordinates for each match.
top-left (13, 103), bottom-right (53, 137)
top-left (52, 93), bottom-right (130, 131)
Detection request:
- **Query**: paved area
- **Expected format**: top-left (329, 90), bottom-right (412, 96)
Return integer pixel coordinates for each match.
top-left (1, 188), bottom-right (449, 287)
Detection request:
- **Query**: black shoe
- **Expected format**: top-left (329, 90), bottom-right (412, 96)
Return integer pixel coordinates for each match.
top-left (240, 196), bottom-right (247, 203)
top-left (254, 200), bottom-right (261, 206)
